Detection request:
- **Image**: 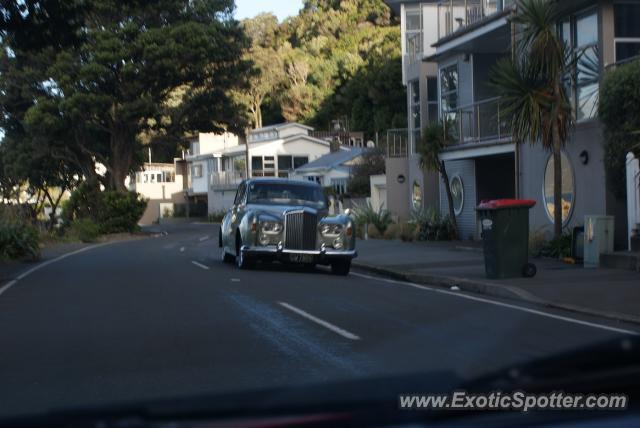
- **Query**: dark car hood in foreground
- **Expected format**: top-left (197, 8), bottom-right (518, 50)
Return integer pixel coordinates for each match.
top-left (5, 338), bottom-right (640, 427)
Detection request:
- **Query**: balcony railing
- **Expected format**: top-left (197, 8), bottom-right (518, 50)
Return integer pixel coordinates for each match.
top-left (437, 0), bottom-right (513, 40)
top-left (443, 97), bottom-right (510, 144)
top-left (210, 171), bottom-right (245, 189)
top-left (385, 129), bottom-right (409, 158)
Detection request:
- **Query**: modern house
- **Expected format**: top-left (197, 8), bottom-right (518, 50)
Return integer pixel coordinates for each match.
top-left (127, 160), bottom-right (188, 224)
top-left (292, 147), bottom-right (367, 194)
top-left (185, 132), bottom-right (242, 215)
top-left (386, 0), bottom-right (640, 246)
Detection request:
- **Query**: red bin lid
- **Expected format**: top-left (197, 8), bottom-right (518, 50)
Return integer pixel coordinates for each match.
top-left (477, 199), bottom-right (537, 210)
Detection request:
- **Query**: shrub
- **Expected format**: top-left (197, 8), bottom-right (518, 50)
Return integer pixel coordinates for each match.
top-left (98, 191), bottom-right (147, 233)
top-left (70, 218), bottom-right (101, 243)
top-left (367, 223), bottom-right (382, 239)
top-left (411, 207), bottom-right (457, 241)
top-left (600, 58), bottom-right (640, 197)
top-left (353, 201), bottom-right (393, 234)
top-left (539, 232), bottom-right (572, 259)
top-left (529, 229), bottom-right (549, 257)
top-left (0, 221), bottom-right (40, 260)
top-left (399, 223), bottom-right (417, 242)
top-left (383, 223), bottom-right (400, 240)
top-left (63, 183), bottom-right (147, 234)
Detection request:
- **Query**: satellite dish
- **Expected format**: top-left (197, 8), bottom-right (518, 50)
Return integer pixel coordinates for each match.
top-left (366, 140), bottom-right (375, 148)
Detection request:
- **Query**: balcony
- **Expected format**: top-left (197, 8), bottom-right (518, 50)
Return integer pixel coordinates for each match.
top-left (443, 97), bottom-right (510, 145)
top-left (437, 0), bottom-right (513, 40)
top-left (210, 171), bottom-right (245, 190)
top-left (384, 129), bottom-right (422, 158)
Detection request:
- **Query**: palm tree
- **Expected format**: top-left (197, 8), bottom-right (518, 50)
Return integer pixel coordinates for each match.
top-left (491, 0), bottom-right (574, 239)
top-left (418, 121), bottom-right (458, 239)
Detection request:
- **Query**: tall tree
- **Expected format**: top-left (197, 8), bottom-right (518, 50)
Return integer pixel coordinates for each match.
top-left (1, 0), bottom-right (251, 192)
top-left (418, 122), bottom-right (459, 239)
top-left (491, 0), bottom-right (573, 238)
top-left (233, 13), bottom-right (286, 129)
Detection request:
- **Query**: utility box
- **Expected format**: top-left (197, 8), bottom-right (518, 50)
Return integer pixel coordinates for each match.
top-left (584, 215), bottom-right (614, 268)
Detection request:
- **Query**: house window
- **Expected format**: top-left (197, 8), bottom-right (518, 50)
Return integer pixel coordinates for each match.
top-left (192, 164), bottom-right (203, 178)
top-left (614, 3), bottom-right (640, 63)
top-left (405, 7), bottom-right (422, 62)
top-left (307, 176), bottom-right (321, 184)
top-left (543, 152), bottom-right (575, 224)
top-left (440, 64), bottom-right (458, 124)
top-left (412, 181), bottom-right (422, 209)
top-left (426, 76), bottom-right (439, 125)
top-left (332, 178), bottom-right (347, 195)
top-left (263, 156), bottom-right (275, 177)
top-left (293, 156), bottom-right (309, 168)
top-left (559, 9), bottom-right (600, 121)
top-left (409, 80), bottom-right (420, 131)
top-left (450, 176), bottom-right (464, 216)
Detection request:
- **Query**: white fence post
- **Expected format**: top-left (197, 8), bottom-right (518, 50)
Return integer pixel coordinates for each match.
top-left (626, 152), bottom-right (640, 251)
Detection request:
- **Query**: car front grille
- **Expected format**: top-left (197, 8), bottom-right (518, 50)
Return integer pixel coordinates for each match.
top-left (284, 211), bottom-right (317, 250)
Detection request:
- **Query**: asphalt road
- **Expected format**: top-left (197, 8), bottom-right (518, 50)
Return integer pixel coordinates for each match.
top-left (0, 223), bottom-right (638, 419)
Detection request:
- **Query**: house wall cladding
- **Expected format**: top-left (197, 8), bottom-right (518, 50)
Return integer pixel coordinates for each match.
top-left (440, 159), bottom-right (477, 240)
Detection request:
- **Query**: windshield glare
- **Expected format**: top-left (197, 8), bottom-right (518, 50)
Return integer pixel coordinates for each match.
top-left (247, 182), bottom-right (325, 208)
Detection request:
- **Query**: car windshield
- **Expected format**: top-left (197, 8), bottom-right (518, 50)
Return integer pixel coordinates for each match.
top-left (247, 182), bottom-right (325, 208)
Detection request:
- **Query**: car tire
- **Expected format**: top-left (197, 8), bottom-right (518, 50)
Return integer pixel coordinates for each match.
top-left (236, 233), bottom-right (253, 270)
top-left (330, 259), bottom-right (351, 276)
top-left (221, 248), bottom-right (235, 263)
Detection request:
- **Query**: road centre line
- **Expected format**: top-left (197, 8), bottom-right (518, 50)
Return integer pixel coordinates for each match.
top-left (199, 236), bottom-right (210, 242)
top-left (191, 261), bottom-right (210, 270)
top-left (351, 272), bottom-right (639, 336)
top-left (278, 301), bottom-right (361, 341)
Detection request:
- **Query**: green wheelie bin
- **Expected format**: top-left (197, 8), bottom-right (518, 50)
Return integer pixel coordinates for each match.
top-left (476, 199), bottom-right (537, 279)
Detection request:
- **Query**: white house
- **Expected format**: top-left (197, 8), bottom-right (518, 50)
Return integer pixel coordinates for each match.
top-left (127, 160), bottom-right (187, 224)
top-left (185, 132), bottom-right (241, 213)
top-left (207, 122), bottom-right (333, 213)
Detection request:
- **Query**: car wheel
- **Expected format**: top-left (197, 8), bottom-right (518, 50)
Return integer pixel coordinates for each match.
top-left (236, 233), bottom-right (253, 270)
top-left (330, 259), bottom-right (351, 276)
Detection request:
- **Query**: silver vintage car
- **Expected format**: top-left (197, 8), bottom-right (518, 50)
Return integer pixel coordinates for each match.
top-left (219, 178), bottom-right (357, 275)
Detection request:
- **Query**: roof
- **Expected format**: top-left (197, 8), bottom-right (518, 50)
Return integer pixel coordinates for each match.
top-left (282, 134), bottom-right (330, 146)
top-left (248, 122), bottom-right (314, 134)
top-left (295, 148), bottom-right (366, 173)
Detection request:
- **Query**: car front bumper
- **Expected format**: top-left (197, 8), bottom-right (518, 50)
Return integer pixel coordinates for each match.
top-left (240, 245), bottom-right (357, 263)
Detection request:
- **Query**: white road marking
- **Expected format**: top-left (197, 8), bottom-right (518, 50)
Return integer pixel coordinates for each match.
top-left (191, 261), bottom-right (210, 270)
top-left (351, 272), bottom-right (639, 336)
top-left (230, 278), bottom-right (241, 282)
top-left (199, 236), bottom-right (210, 242)
top-left (0, 242), bottom-right (115, 299)
top-left (0, 280), bottom-right (17, 298)
top-left (179, 247), bottom-right (185, 252)
top-left (278, 301), bottom-right (361, 341)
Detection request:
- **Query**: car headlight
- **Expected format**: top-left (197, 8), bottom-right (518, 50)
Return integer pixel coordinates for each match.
top-left (320, 223), bottom-right (343, 236)
top-left (333, 237), bottom-right (344, 249)
top-left (260, 221), bottom-right (283, 234)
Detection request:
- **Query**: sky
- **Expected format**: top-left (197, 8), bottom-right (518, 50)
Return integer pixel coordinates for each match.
top-left (234, 0), bottom-right (304, 21)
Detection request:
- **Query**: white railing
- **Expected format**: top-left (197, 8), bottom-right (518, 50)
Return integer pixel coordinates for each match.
top-left (626, 152), bottom-right (640, 250)
top-left (210, 171), bottom-right (245, 189)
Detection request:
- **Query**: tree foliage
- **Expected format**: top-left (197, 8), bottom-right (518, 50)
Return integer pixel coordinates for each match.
top-left (1, 0), bottom-right (251, 192)
top-left (600, 59), bottom-right (640, 198)
top-left (239, 0), bottom-right (406, 138)
top-left (347, 148), bottom-right (385, 197)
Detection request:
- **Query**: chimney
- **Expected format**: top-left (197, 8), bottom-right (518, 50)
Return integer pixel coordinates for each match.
top-left (330, 136), bottom-right (341, 153)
